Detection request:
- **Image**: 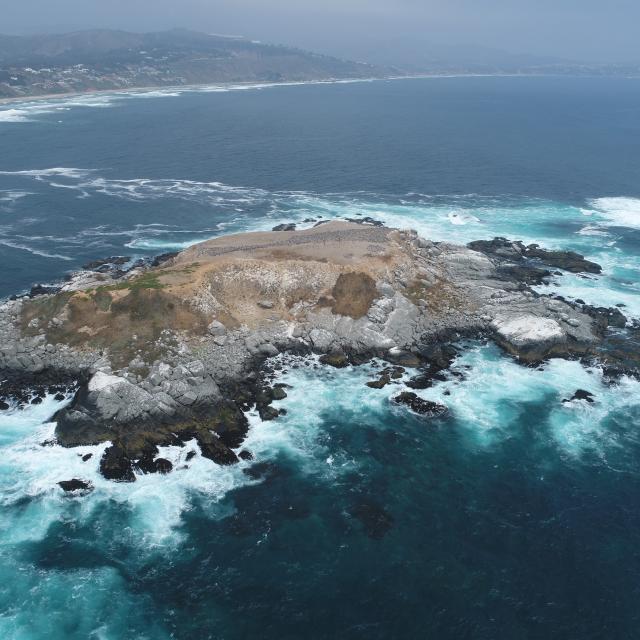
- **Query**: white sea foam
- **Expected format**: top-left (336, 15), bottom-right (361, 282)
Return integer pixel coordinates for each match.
top-left (0, 108), bottom-right (34, 123)
top-left (407, 343), bottom-right (640, 457)
top-left (577, 224), bottom-right (610, 237)
top-left (0, 399), bottom-right (253, 548)
top-left (124, 237), bottom-right (207, 250)
top-left (1, 347), bottom-right (638, 555)
top-left (447, 210), bottom-right (480, 226)
top-left (0, 190), bottom-right (30, 201)
top-left (0, 169), bottom-right (267, 205)
top-left (590, 197), bottom-right (640, 230)
top-left (242, 355), bottom-right (406, 477)
top-left (0, 238), bottom-right (72, 260)
top-left (0, 356), bottom-right (410, 545)
top-left (0, 190), bottom-right (31, 211)
top-left (0, 167), bottom-right (94, 180)
top-left (0, 95), bottom-right (123, 125)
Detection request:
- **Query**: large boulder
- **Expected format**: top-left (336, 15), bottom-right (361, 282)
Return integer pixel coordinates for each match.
top-left (492, 315), bottom-right (566, 362)
top-left (55, 372), bottom-right (158, 446)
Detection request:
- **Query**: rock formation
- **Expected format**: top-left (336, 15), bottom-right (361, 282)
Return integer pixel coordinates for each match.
top-left (0, 221), bottom-right (631, 480)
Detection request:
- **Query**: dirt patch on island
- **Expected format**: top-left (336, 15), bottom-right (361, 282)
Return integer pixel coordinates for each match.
top-left (22, 287), bottom-right (207, 369)
top-left (331, 272), bottom-right (378, 319)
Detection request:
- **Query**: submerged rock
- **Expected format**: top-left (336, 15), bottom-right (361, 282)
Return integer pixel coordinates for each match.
top-left (58, 479), bottom-right (93, 493)
top-left (196, 434), bottom-right (238, 465)
top-left (242, 461), bottom-right (281, 481)
top-left (392, 392), bottom-right (448, 418)
top-left (349, 501), bottom-right (394, 539)
top-left (270, 386), bottom-right (287, 400)
top-left (258, 404), bottom-right (280, 421)
top-left (563, 389), bottom-right (595, 404)
top-left (100, 444), bottom-right (136, 482)
top-left (320, 352), bottom-right (350, 368)
top-left (406, 376), bottom-right (431, 390)
top-left (135, 451), bottom-right (174, 475)
top-left (366, 374), bottom-right (390, 389)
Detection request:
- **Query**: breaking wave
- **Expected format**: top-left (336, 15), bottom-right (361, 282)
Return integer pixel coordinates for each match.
top-left (590, 197), bottom-right (640, 230)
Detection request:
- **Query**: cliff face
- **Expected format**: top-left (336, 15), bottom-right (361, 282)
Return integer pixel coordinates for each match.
top-left (0, 221), bottom-right (627, 481)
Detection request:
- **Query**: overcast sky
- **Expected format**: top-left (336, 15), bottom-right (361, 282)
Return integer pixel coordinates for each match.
top-left (3, 0), bottom-right (639, 64)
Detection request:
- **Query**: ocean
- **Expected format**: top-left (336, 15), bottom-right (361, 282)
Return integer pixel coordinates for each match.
top-left (1, 76), bottom-right (640, 639)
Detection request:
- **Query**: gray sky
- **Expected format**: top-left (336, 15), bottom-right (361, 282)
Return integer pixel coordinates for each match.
top-left (2, 0), bottom-right (639, 64)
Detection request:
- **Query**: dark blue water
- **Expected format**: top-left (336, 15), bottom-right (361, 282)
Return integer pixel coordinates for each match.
top-left (1, 77), bottom-right (640, 639)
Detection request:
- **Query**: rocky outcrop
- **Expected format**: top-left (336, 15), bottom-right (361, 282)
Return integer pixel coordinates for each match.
top-left (468, 237), bottom-right (602, 274)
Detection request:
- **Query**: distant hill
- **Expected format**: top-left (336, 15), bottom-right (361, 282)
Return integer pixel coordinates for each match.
top-left (327, 38), bottom-right (640, 77)
top-left (0, 29), bottom-right (393, 99)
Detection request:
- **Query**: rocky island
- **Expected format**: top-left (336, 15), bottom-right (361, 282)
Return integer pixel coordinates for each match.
top-left (0, 221), bottom-right (635, 482)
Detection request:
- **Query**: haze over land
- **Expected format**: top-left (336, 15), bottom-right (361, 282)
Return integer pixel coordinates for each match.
top-left (1, 21), bottom-right (639, 100)
top-left (2, 0), bottom-right (640, 67)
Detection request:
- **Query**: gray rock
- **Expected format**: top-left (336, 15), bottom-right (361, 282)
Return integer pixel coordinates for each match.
top-left (258, 343), bottom-right (280, 357)
top-left (208, 320), bottom-right (227, 337)
top-left (308, 328), bottom-right (335, 352)
top-left (178, 391), bottom-right (198, 406)
top-left (187, 360), bottom-right (206, 377)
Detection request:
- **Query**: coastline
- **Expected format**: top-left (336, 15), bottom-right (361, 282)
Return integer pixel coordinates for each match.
top-left (0, 72), bottom-right (568, 108)
top-left (0, 76), bottom-right (398, 107)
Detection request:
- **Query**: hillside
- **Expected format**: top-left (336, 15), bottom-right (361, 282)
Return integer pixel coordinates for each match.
top-left (0, 28), bottom-right (391, 98)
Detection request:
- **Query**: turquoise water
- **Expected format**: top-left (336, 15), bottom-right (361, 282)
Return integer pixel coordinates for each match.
top-left (1, 77), bottom-right (640, 638)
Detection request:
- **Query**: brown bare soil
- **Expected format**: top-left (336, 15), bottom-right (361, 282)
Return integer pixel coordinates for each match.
top-left (331, 272), bottom-right (378, 319)
top-left (20, 222), bottom-right (415, 367)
